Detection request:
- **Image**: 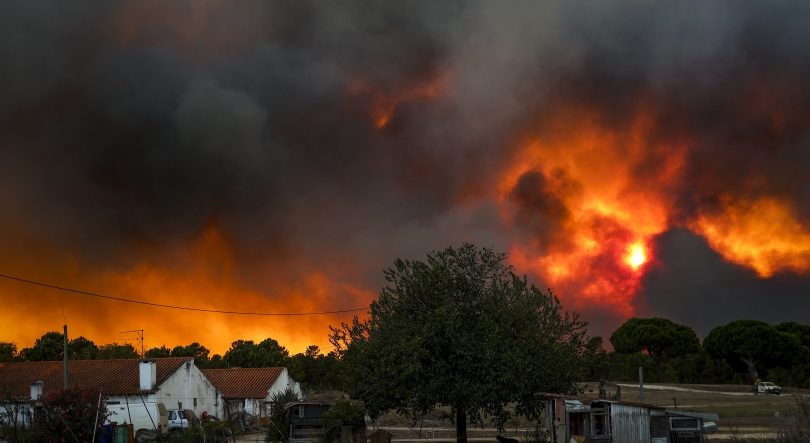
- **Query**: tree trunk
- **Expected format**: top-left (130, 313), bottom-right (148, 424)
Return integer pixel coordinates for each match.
top-left (787, 366), bottom-right (795, 388)
top-left (739, 357), bottom-right (759, 383)
top-left (649, 354), bottom-right (667, 383)
top-left (456, 407), bottom-right (467, 443)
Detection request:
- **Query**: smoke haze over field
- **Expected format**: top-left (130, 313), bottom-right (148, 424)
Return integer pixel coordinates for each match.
top-left (2, 1), bottom-right (810, 353)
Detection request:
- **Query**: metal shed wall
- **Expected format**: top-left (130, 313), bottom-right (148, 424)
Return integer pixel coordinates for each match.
top-left (611, 403), bottom-right (650, 443)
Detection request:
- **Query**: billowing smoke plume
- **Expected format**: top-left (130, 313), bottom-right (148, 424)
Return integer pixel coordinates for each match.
top-left (1, 1), bottom-right (810, 351)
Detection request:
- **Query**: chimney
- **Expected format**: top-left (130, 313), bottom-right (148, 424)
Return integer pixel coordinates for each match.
top-left (139, 359), bottom-right (156, 391)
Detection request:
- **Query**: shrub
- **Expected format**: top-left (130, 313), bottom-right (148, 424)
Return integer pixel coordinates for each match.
top-left (266, 387), bottom-right (303, 442)
top-left (32, 388), bottom-right (108, 443)
top-left (319, 400), bottom-right (365, 443)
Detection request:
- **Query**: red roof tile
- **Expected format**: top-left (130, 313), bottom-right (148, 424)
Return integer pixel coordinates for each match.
top-left (0, 358), bottom-right (189, 398)
top-left (200, 367), bottom-right (284, 399)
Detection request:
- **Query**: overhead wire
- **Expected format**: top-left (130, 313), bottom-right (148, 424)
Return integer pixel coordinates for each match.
top-left (2, 246), bottom-right (810, 313)
top-left (0, 273), bottom-right (366, 316)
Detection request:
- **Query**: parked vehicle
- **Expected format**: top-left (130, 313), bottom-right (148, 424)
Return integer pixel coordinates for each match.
top-left (166, 409), bottom-right (200, 435)
top-left (754, 381), bottom-right (781, 395)
top-left (106, 401), bottom-right (169, 442)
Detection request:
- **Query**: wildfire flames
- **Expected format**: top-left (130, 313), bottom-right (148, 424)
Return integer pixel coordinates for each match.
top-left (2, 1), bottom-right (810, 351)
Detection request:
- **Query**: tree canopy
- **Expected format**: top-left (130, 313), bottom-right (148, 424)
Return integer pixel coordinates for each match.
top-left (610, 317), bottom-right (700, 382)
top-left (222, 338), bottom-right (289, 368)
top-left (330, 244), bottom-right (590, 443)
top-left (20, 331), bottom-right (64, 362)
top-left (703, 319), bottom-right (778, 382)
top-left (0, 342), bottom-right (18, 363)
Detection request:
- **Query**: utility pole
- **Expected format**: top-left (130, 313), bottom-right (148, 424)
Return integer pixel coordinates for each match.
top-left (63, 324), bottom-right (69, 389)
top-left (639, 367), bottom-right (645, 404)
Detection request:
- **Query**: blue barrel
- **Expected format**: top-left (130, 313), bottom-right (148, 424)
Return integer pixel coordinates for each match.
top-left (98, 425), bottom-right (114, 443)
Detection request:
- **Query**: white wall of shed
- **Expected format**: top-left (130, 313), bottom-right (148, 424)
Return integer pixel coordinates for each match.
top-left (264, 368), bottom-right (303, 402)
top-left (156, 359), bottom-right (218, 418)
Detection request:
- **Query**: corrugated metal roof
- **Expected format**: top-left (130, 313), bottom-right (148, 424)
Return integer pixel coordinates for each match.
top-left (0, 358), bottom-right (190, 397)
top-left (200, 367), bottom-right (284, 399)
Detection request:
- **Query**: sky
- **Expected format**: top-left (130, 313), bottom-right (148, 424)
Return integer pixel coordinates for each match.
top-left (2, 1), bottom-right (810, 356)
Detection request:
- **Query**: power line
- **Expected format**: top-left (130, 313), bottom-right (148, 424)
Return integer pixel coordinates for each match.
top-left (0, 273), bottom-right (366, 316)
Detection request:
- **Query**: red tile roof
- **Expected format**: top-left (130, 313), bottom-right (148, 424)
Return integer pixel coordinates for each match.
top-left (200, 367), bottom-right (284, 399)
top-left (0, 358), bottom-right (190, 398)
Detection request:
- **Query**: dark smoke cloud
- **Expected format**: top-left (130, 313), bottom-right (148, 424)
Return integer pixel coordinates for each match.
top-left (2, 1), bottom-right (810, 346)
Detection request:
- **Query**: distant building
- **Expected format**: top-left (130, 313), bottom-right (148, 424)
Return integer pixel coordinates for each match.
top-left (537, 393), bottom-right (719, 443)
top-left (200, 367), bottom-right (302, 419)
top-left (0, 357), bottom-right (219, 424)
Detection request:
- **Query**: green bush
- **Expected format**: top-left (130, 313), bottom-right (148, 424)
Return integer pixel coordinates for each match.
top-left (266, 386), bottom-right (303, 442)
top-left (320, 400), bottom-right (365, 443)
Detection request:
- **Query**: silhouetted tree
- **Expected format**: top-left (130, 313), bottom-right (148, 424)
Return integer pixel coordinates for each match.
top-left (330, 244), bottom-right (590, 443)
top-left (96, 342), bottom-right (139, 359)
top-left (145, 345), bottom-right (172, 358)
top-left (610, 317), bottom-right (700, 382)
top-left (20, 331), bottom-right (64, 361)
top-left (68, 336), bottom-right (98, 360)
top-left (704, 319), bottom-right (778, 383)
top-left (0, 341), bottom-right (19, 362)
top-left (223, 338), bottom-right (289, 368)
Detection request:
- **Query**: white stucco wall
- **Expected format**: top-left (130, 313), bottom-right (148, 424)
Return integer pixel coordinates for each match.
top-left (264, 368), bottom-right (303, 403)
top-left (216, 368), bottom-right (303, 419)
top-left (156, 359), bottom-right (219, 418)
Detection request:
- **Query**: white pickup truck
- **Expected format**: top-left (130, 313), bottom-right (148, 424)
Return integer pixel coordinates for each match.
top-left (754, 381), bottom-right (781, 395)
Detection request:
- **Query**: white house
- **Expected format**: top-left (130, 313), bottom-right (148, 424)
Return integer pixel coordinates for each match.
top-left (0, 357), bottom-right (220, 424)
top-left (200, 367), bottom-right (302, 419)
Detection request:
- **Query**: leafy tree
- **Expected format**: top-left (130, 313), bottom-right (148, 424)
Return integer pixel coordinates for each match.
top-left (775, 322), bottom-right (810, 348)
top-left (21, 331), bottom-right (64, 361)
top-left (305, 345), bottom-right (321, 359)
top-left (288, 345), bottom-right (341, 389)
top-left (96, 342), bottom-right (139, 360)
top-left (32, 388), bottom-right (108, 442)
top-left (69, 336), bottom-right (98, 360)
top-left (207, 354), bottom-right (228, 369)
top-left (768, 329), bottom-right (810, 387)
top-left (610, 317), bottom-right (700, 382)
top-left (0, 341), bottom-right (19, 362)
top-left (223, 338), bottom-right (289, 368)
top-left (171, 342), bottom-right (212, 367)
top-left (330, 244), bottom-right (589, 443)
top-left (320, 400), bottom-right (365, 443)
top-left (145, 345), bottom-right (172, 358)
top-left (703, 319), bottom-right (778, 383)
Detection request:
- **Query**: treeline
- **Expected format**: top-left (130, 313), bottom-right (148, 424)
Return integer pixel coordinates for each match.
top-left (5, 317), bottom-right (810, 390)
top-left (0, 332), bottom-right (341, 390)
top-left (586, 318), bottom-right (810, 389)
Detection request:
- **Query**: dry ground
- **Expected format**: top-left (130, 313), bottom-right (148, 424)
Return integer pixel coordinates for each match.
top-left (235, 384), bottom-right (810, 442)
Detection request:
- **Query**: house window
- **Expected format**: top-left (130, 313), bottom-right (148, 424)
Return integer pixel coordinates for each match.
top-left (194, 398), bottom-right (197, 407)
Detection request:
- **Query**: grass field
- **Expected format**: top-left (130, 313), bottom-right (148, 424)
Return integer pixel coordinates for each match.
top-left (373, 383), bottom-right (810, 442)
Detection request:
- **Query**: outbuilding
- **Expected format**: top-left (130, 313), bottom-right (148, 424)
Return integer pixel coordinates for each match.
top-left (537, 393), bottom-right (719, 443)
top-left (0, 357), bottom-right (219, 424)
top-left (200, 367), bottom-right (302, 420)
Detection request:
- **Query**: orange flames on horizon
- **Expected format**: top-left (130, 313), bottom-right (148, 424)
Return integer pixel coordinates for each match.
top-left (499, 101), bottom-right (810, 315)
top-left (0, 222), bottom-right (371, 356)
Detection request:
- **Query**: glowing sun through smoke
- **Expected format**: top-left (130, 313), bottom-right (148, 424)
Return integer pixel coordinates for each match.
top-left (626, 243), bottom-right (646, 270)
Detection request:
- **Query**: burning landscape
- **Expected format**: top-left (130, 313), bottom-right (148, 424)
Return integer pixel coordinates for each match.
top-left (2, 1), bottom-right (810, 354)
